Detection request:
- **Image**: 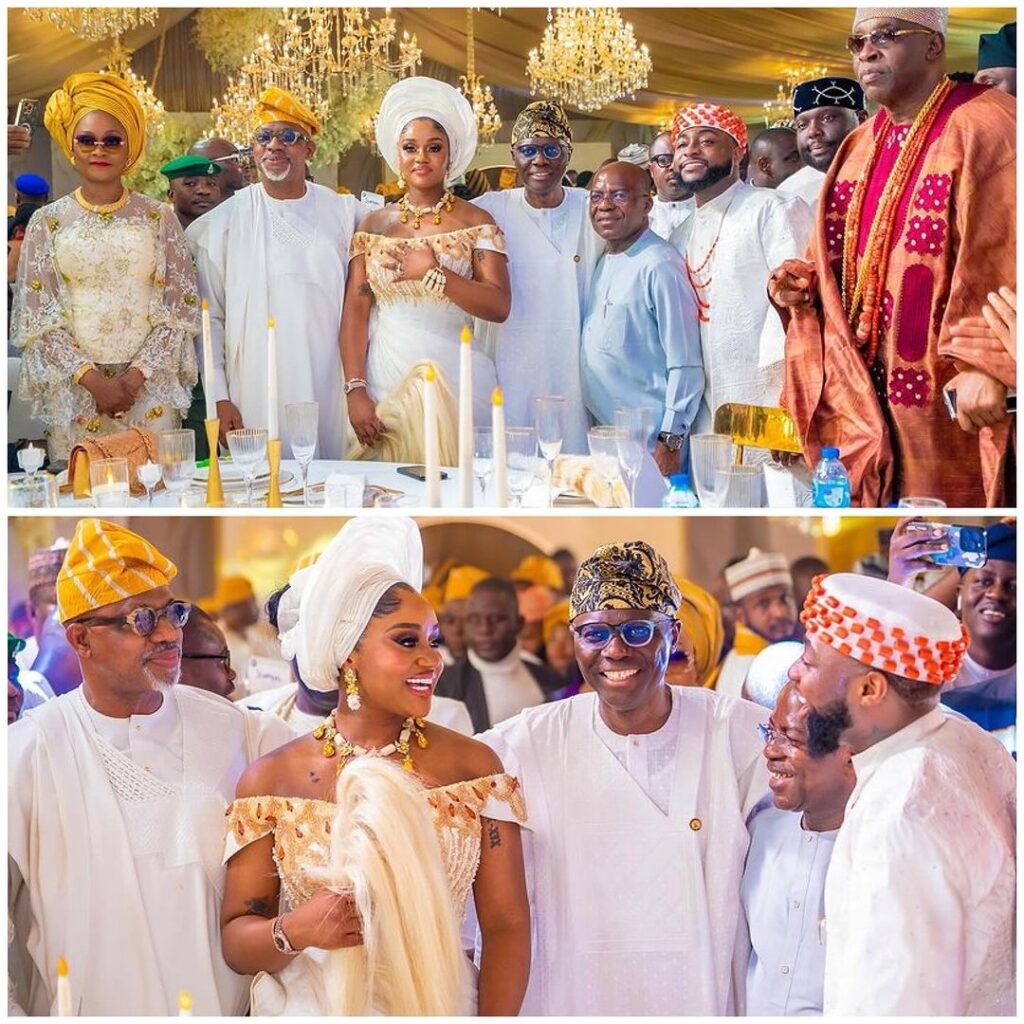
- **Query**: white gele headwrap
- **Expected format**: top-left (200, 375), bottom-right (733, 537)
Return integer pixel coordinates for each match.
top-left (279, 517), bottom-right (424, 694)
top-left (375, 76), bottom-right (479, 186)
top-left (853, 7), bottom-right (949, 34)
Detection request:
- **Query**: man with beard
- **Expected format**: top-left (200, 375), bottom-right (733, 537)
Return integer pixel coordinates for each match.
top-left (717, 549), bottom-right (800, 698)
top-left (778, 77), bottom-right (867, 213)
top-left (8, 520), bottom-right (290, 1015)
top-left (740, 681), bottom-right (855, 1015)
top-left (189, 136), bottom-right (250, 198)
top-left (647, 130), bottom-right (693, 239)
top-left (790, 572), bottom-right (1015, 1015)
top-left (581, 161), bottom-right (703, 477)
top-left (160, 154), bottom-right (224, 230)
top-left (187, 87), bottom-right (367, 454)
top-left (772, 8), bottom-right (1015, 507)
top-left (668, 105), bottom-right (812, 445)
top-left (473, 101), bottom-right (602, 452)
top-left (974, 22), bottom-right (1015, 95)
top-left (479, 540), bottom-right (767, 1014)
top-left (748, 127), bottom-right (803, 190)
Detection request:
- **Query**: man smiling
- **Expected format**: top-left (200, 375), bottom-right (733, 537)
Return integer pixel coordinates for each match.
top-left (480, 540), bottom-right (766, 1014)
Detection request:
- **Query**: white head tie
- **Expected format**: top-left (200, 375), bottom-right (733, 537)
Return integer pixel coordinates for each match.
top-left (279, 517), bottom-right (424, 693)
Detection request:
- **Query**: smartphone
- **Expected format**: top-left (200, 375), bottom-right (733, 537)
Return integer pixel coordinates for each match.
top-left (14, 98), bottom-right (40, 128)
top-left (397, 465), bottom-right (449, 482)
top-left (943, 388), bottom-right (1017, 420)
top-left (905, 521), bottom-right (988, 569)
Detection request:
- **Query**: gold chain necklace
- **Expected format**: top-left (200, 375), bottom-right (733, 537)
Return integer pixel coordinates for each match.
top-left (73, 186), bottom-right (130, 215)
top-left (398, 190), bottom-right (454, 230)
top-left (312, 712), bottom-right (428, 773)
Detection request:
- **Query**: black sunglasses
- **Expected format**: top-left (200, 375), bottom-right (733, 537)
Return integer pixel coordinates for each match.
top-left (74, 600), bottom-right (191, 638)
top-left (181, 649), bottom-right (231, 668)
top-left (73, 133), bottom-right (126, 151)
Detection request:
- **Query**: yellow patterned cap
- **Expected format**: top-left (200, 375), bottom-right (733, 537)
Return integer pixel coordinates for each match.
top-left (256, 86), bottom-right (321, 137)
top-left (57, 519), bottom-right (177, 623)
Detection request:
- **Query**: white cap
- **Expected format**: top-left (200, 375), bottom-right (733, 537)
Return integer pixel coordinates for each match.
top-left (725, 548), bottom-right (793, 603)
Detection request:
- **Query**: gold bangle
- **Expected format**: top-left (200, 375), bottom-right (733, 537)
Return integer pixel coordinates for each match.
top-left (72, 363), bottom-right (96, 386)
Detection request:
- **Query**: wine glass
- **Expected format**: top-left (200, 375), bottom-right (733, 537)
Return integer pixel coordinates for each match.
top-left (613, 407), bottom-right (652, 507)
top-left (505, 427), bottom-right (537, 508)
top-left (533, 395), bottom-right (567, 508)
top-left (587, 426), bottom-right (626, 506)
top-left (472, 426), bottom-right (494, 503)
top-left (226, 428), bottom-right (268, 508)
top-left (157, 430), bottom-right (196, 508)
top-left (17, 443), bottom-right (45, 476)
top-left (137, 460), bottom-right (161, 507)
top-left (689, 433), bottom-right (734, 508)
top-left (285, 401), bottom-right (319, 506)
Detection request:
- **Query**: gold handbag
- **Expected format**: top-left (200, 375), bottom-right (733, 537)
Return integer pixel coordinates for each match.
top-left (66, 427), bottom-right (161, 498)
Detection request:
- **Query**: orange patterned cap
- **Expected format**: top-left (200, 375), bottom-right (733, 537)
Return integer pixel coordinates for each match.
top-left (671, 102), bottom-right (748, 155)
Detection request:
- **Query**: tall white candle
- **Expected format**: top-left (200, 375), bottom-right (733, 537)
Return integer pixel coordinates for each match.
top-left (201, 300), bottom-right (215, 421)
top-left (179, 990), bottom-right (193, 1017)
top-left (267, 317), bottom-right (279, 439)
top-left (457, 324), bottom-right (474, 506)
top-left (492, 387), bottom-right (508, 508)
top-left (423, 363), bottom-right (441, 507)
top-left (56, 957), bottom-right (72, 1017)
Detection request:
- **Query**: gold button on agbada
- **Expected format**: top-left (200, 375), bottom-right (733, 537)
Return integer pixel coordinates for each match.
top-left (689, 817), bottom-right (702, 831)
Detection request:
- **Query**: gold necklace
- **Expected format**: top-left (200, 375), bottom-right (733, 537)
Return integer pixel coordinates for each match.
top-left (73, 186), bottom-right (130, 216)
top-left (312, 712), bottom-right (428, 773)
top-left (398, 190), bottom-right (454, 230)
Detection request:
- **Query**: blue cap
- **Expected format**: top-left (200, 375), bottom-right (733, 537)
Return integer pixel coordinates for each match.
top-left (14, 173), bottom-right (49, 197)
top-left (821, 446), bottom-right (840, 459)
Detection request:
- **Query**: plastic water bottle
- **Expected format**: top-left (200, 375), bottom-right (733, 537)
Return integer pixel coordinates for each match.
top-left (662, 473), bottom-right (700, 508)
top-left (812, 447), bottom-right (851, 508)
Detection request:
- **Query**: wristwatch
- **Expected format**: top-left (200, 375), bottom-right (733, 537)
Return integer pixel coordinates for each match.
top-left (272, 915), bottom-right (299, 955)
top-left (656, 430), bottom-right (685, 452)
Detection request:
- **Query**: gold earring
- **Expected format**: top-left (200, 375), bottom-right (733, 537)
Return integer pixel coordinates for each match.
top-left (397, 172), bottom-right (406, 190)
top-left (343, 665), bottom-right (361, 711)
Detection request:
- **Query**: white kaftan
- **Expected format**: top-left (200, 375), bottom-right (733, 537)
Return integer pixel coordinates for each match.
top-left (823, 707), bottom-right (1016, 1015)
top-left (479, 685), bottom-right (767, 1015)
top-left (7, 685), bottom-right (291, 1016)
top-left (473, 187), bottom-right (602, 453)
top-left (187, 184), bottom-right (367, 459)
top-left (776, 165), bottom-right (827, 214)
top-left (649, 195), bottom-right (695, 240)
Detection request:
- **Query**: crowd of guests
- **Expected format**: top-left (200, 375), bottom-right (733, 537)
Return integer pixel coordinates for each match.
top-left (8, 514), bottom-right (1016, 1013)
top-left (7, 9), bottom-right (1016, 503)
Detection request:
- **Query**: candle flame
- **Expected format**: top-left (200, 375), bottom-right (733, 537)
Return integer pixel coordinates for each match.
top-left (492, 387), bottom-right (504, 407)
top-left (105, 469), bottom-right (115, 486)
top-left (179, 990), bottom-right (192, 1013)
top-left (57, 957), bottom-right (68, 978)
top-left (201, 298), bottom-right (208, 312)
top-left (460, 324), bottom-right (472, 344)
top-left (424, 363), bottom-right (436, 383)
top-left (267, 317), bottom-right (276, 329)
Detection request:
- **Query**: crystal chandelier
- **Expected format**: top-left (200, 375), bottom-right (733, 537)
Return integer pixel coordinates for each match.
top-left (101, 37), bottom-right (165, 138)
top-left (330, 8), bottom-right (421, 92)
top-left (460, 9), bottom-right (501, 144)
top-left (763, 63), bottom-right (831, 127)
top-left (526, 7), bottom-right (651, 114)
top-left (25, 7), bottom-right (158, 42)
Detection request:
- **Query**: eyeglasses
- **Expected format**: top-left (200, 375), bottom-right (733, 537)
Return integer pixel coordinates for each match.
top-left (757, 721), bottom-right (784, 745)
top-left (669, 647), bottom-right (691, 663)
top-left (650, 153), bottom-right (675, 168)
top-left (181, 649), bottom-right (231, 669)
top-left (73, 133), bottom-right (126, 151)
top-left (588, 189), bottom-right (645, 207)
top-left (75, 600), bottom-right (192, 638)
top-left (846, 26), bottom-right (933, 54)
top-left (254, 127), bottom-right (308, 147)
top-left (572, 618), bottom-right (670, 650)
top-left (514, 142), bottom-right (565, 161)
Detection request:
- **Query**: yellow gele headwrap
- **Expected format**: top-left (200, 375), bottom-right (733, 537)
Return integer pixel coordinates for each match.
top-left (215, 575), bottom-right (255, 609)
top-left (57, 519), bottom-right (177, 623)
top-left (542, 599), bottom-right (571, 646)
top-left (673, 575), bottom-right (725, 688)
top-left (196, 595), bottom-right (218, 616)
top-left (443, 565), bottom-right (491, 603)
top-left (510, 555), bottom-right (563, 591)
top-left (256, 86), bottom-right (322, 137)
top-left (422, 583), bottom-right (445, 612)
top-left (44, 72), bottom-right (147, 173)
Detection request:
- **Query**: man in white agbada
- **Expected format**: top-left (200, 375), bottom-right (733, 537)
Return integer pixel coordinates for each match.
top-left (792, 572), bottom-right (1016, 1015)
top-left (187, 86), bottom-right (367, 457)
top-left (7, 520), bottom-right (291, 1016)
top-left (479, 540), bottom-right (767, 1014)
top-left (474, 101), bottom-right (601, 452)
top-left (778, 77), bottom-right (867, 214)
top-left (668, 104), bottom-right (813, 435)
top-left (647, 131), bottom-right (694, 240)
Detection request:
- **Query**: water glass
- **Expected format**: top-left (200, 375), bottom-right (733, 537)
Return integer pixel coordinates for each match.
top-left (506, 427), bottom-right (538, 508)
top-left (17, 443), bottom-right (45, 475)
top-left (285, 401), bottom-right (319, 506)
top-left (89, 458), bottom-right (130, 508)
top-left (716, 464), bottom-right (764, 508)
top-left (533, 395), bottom-right (567, 508)
top-left (587, 426), bottom-right (626, 499)
top-left (613, 407), bottom-right (652, 507)
top-left (472, 427), bottom-right (494, 503)
top-left (225, 428), bottom-right (267, 508)
top-left (8, 472), bottom-right (58, 508)
top-left (324, 472), bottom-right (365, 508)
top-left (157, 430), bottom-right (197, 508)
top-left (137, 460), bottom-right (162, 506)
top-left (690, 433), bottom-right (734, 508)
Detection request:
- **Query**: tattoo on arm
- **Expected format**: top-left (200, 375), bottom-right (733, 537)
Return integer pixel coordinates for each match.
top-left (474, 249), bottom-right (487, 264)
top-left (358, 281), bottom-right (374, 300)
top-left (487, 821), bottom-right (501, 849)
top-left (244, 897), bottom-right (275, 918)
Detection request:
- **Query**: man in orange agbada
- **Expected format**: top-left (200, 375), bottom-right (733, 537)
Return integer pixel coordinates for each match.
top-left (770, 7), bottom-right (1015, 507)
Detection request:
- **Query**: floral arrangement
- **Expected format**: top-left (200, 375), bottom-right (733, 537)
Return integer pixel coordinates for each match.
top-left (192, 8), bottom-right (281, 73)
top-left (126, 112), bottom-right (214, 200)
top-left (313, 71), bottom-right (394, 167)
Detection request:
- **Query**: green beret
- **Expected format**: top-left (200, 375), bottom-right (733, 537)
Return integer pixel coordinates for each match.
top-left (8, 632), bottom-right (26, 662)
top-left (160, 155), bottom-right (222, 181)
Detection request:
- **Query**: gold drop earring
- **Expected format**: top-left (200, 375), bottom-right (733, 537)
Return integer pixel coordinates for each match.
top-left (343, 665), bottom-right (361, 711)
top-left (397, 172), bottom-right (406, 190)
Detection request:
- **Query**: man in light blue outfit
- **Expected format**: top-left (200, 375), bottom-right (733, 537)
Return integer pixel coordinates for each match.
top-left (580, 161), bottom-right (703, 477)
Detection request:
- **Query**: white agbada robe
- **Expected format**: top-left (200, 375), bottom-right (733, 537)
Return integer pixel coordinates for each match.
top-left (8, 684), bottom-right (291, 1016)
top-left (649, 195), bottom-right (695, 240)
top-left (473, 187), bottom-right (602, 453)
top-left (776, 164), bottom-right (827, 214)
top-left (823, 707), bottom-right (1016, 1016)
top-left (479, 685), bottom-right (768, 1015)
top-left (669, 179), bottom-right (813, 433)
top-left (186, 184), bottom-right (367, 459)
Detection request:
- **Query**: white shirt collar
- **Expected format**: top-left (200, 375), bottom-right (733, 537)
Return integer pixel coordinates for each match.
top-left (467, 643), bottom-right (525, 674)
top-left (694, 176), bottom-right (745, 215)
top-left (849, 705), bottom-right (946, 799)
top-left (592, 684), bottom-right (681, 750)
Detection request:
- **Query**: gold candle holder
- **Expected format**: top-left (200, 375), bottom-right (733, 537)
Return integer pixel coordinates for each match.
top-left (204, 419), bottom-right (224, 507)
top-left (267, 438), bottom-right (283, 508)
